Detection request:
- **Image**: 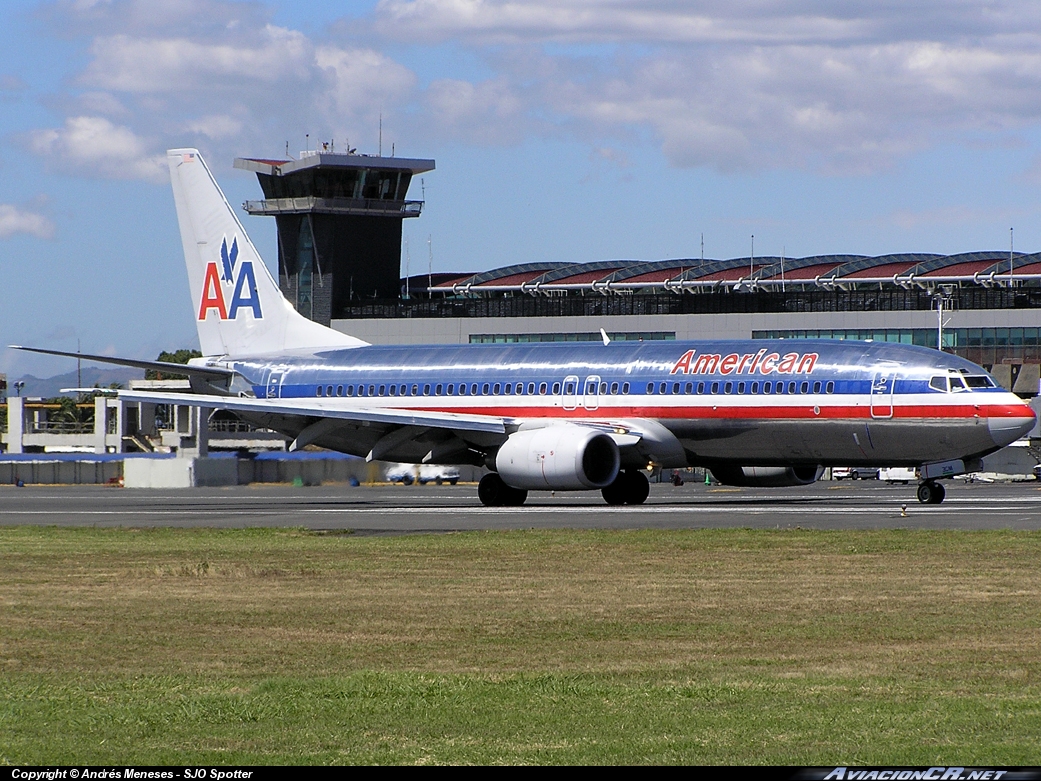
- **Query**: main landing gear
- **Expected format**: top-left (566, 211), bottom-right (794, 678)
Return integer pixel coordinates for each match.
top-left (478, 473), bottom-right (528, 507)
top-left (916, 480), bottom-right (946, 505)
top-left (601, 469), bottom-right (650, 506)
top-left (477, 469), bottom-right (652, 507)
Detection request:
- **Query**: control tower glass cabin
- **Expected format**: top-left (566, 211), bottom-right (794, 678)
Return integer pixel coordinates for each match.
top-left (235, 150), bottom-right (435, 325)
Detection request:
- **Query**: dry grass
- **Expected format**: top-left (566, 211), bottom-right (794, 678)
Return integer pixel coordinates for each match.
top-left (1, 527), bottom-right (1040, 763)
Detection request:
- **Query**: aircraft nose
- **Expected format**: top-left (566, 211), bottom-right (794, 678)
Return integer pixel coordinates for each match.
top-left (988, 402), bottom-right (1036, 448)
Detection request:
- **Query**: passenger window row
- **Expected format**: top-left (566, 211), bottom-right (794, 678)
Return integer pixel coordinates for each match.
top-left (316, 381), bottom-right (559, 398)
top-left (313, 379), bottom-right (837, 398)
top-left (645, 380), bottom-right (835, 395)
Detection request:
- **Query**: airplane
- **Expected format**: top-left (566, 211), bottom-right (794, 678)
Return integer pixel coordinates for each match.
top-left (13, 148), bottom-right (1036, 506)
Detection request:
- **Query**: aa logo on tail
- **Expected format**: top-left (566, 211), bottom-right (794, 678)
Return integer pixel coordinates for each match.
top-left (198, 237), bottom-right (263, 321)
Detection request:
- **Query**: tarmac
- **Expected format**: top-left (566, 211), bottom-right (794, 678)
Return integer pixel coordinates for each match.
top-left (3, 479), bottom-right (1041, 532)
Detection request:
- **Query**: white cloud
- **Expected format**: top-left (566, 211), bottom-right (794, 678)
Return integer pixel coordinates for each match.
top-left (29, 0), bottom-right (1041, 176)
top-left (29, 116), bottom-right (166, 182)
top-left (82, 26), bottom-right (312, 92)
top-left (423, 77), bottom-right (527, 143)
top-left (44, 0), bottom-right (273, 37)
top-left (0, 74), bottom-right (27, 92)
top-left (68, 91), bottom-right (130, 118)
top-left (315, 46), bottom-right (416, 119)
top-left (182, 114), bottom-right (244, 140)
top-left (366, 1), bottom-right (1041, 171)
top-left (373, 0), bottom-right (1041, 45)
top-left (0, 204), bottom-right (55, 239)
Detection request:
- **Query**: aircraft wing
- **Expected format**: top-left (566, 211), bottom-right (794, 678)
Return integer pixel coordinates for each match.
top-left (115, 389), bottom-right (507, 434)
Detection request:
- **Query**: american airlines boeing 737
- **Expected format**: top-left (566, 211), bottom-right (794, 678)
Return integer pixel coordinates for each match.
top-left (15, 149), bottom-right (1036, 505)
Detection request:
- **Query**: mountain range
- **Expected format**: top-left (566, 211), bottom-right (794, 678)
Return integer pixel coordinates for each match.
top-left (4, 366), bottom-right (141, 400)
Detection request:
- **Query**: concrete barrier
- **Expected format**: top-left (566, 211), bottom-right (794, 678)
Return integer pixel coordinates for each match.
top-left (123, 458), bottom-right (194, 488)
top-left (0, 458), bottom-right (122, 485)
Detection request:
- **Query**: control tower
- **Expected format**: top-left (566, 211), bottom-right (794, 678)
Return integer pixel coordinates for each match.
top-left (234, 149), bottom-right (435, 325)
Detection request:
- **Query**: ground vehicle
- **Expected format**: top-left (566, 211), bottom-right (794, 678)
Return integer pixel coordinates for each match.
top-left (833, 467), bottom-right (880, 480)
top-left (386, 463), bottom-right (460, 485)
top-left (880, 467), bottom-right (918, 483)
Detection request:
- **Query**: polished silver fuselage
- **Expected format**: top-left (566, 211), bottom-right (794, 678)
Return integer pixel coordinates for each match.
top-left (216, 339), bottom-right (1034, 470)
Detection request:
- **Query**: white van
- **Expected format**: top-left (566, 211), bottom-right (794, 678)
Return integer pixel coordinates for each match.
top-left (832, 467), bottom-right (879, 480)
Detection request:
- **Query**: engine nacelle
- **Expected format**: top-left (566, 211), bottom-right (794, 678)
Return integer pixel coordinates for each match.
top-left (710, 465), bottom-right (824, 488)
top-left (495, 426), bottom-right (620, 490)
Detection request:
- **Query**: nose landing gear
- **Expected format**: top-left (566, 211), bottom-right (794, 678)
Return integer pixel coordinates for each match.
top-left (916, 480), bottom-right (946, 504)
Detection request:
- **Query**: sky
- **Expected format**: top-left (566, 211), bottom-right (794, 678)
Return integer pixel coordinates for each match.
top-left (4, 0), bottom-right (1041, 378)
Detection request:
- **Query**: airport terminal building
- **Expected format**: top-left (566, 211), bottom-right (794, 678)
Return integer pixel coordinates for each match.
top-left (329, 254), bottom-right (1041, 396)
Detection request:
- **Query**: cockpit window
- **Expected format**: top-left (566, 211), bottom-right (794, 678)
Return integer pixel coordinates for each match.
top-left (949, 376), bottom-right (968, 392)
top-left (965, 375), bottom-right (996, 388)
top-left (929, 376), bottom-right (947, 392)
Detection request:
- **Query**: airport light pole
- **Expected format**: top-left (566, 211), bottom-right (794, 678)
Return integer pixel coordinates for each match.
top-left (1010, 227), bottom-right (1014, 287)
top-left (934, 286), bottom-right (954, 351)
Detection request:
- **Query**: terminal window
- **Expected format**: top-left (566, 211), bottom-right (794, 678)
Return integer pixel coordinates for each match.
top-left (470, 332), bottom-right (675, 344)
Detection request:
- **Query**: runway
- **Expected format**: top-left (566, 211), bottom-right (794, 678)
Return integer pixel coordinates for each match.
top-left (3, 479), bottom-right (1041, 531)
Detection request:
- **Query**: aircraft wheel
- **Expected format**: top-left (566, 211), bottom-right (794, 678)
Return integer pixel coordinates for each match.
top-left (478, 473), bottom-right (528, 507)
top-left (503, 486), bottom-right (528, 506)
top-left (478, 473), bottom-right (508, 507)
top-left (625, 470), bottom-right (650, 505)
top-left (930, 482), bottom-right (945, 504)
top-left (916, 481), bottom-right (945, 505)
top-left (601, 474), bottom-right (628, 505)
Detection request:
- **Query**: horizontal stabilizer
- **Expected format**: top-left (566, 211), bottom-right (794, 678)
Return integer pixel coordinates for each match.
top-left (10, 345), bottom-right (234, 380)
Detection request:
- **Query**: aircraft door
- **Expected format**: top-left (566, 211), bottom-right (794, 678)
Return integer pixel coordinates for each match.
top-left (266, 368), bottom-right (286, 399)
top-left (870, 368), bottom-right (896, 419)
top-left (563, 375), bottom-right (579, 410)
top-left (584, 375), bottom-right (601, 410)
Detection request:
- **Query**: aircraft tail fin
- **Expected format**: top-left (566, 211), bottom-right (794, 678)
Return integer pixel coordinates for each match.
top-left (167, 148), bottom-right (367, 357)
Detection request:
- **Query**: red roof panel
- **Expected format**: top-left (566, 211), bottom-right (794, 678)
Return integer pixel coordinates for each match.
top-left (844, 261), bottom-right (919, 279)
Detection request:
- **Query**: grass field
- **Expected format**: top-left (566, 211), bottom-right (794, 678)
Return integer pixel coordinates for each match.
top-left (1, 526), bottom-right (1040, 764)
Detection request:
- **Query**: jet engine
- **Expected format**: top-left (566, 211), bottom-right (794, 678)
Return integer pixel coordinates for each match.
top-left (495, 426), bottom-right (621, 490)
top-left (710, 465), bottom-right (824, 488)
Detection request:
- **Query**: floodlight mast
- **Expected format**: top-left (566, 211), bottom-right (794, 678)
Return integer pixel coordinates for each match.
top-left (934, 286), bottom-right (954, 351)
